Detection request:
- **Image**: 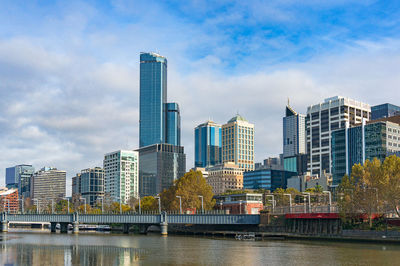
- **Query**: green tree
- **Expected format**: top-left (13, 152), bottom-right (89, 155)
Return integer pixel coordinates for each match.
top-left (160, 170), bottom-right (215, 212)
top-left (140, 196), bottom-right (158, 211)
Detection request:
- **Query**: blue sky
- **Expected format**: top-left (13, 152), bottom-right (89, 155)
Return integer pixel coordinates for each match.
top-left (1, 0), bottom-right (400, 193)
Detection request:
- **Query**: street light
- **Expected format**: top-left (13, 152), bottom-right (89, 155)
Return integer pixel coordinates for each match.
top-left (99, 197), bottom-right (104, 214)
top-left (138, 197), bottom-right (141, 214)
top-left (155, 196), bottom-right (161, 214)
top-left (283, 194), bottom-right (292, 213)
top-left (266, 195), bottom-right (275, 213)
top-left (302, 192), bottom-right (311, 213)
top-left (63, 197), bottom-right (70, 214)
top-left (176, 196), bottom-right (182, 214)
top-left (32, 198), bottom-right (40, 214)
top-left (198, 195), bottom-right (204, 213)
top-left (80, 197), bottom-right (87, 214)
top-left (18, 199), bottom-right (24, 214)
top-left (323, 191), bottom-right (332, 213)
top-left (239, 200), bottom-right (243, 214)
top-left (115, 197), bottom-right (122, 214)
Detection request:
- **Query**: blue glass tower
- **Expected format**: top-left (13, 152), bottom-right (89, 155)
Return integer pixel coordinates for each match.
top-left (194, 121), bottom-right (222, 167)
top-left (139, 52), bottom-right (168, 148)
top-left (371, 103), bottom-right (400, 120)
top-left (166, 102), bottom-right (181, 146)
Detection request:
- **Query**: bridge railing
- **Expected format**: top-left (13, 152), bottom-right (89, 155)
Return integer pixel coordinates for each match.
top-left (266, 205), bottom-right (338, 214)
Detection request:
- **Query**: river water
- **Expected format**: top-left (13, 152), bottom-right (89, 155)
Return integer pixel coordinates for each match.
top-left (0, 229), bottom-right (399, 265)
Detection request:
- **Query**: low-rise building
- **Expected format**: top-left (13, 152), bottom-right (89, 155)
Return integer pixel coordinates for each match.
top-left (214, 193), bottom-right (263, 214)
top-left (206, 162), bottom-right (243, 195)
top-left (0, 188), bottom-right (19, 212)
top-left (287, 171), bottom-right (332, 192)
top-left (243, 169), bottom-right (297, 191)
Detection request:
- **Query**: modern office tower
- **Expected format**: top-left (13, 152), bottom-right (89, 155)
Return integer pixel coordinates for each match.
top-left (243, 169), bottom-right (297, 191)
top-left (139, 52), bottom-right (167, 148)
top-left (331, 118), bottom-right (400, 185)
top-left (306, 96), bottom-right (371, 177)
top-left (5, 164), bottom-right (35, 198)
top-left (72, 173), bottom-right (81, 195)
top-left (371, 103), bottom-right (400, 120)
top-left (30, 167), bottom-right (66, 204)
top-left (283, 104), bottom-right (307, 174)
top-left (222, 115), bottom-right (255, 172)
top-left (166, 102), bottom-right (181, 146)
top-left (206, 162), bottom-right (243, 195)
top-left (194, 121), bottom-right (222, 168)
top-left (137, 144), bottom-right (186, 196)
top-left (104, 150), bottom-right (139, 204)
top-left (80, 167), bottom-right (104, 206)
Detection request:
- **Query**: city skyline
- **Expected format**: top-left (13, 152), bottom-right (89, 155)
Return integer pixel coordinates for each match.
top-left (1, 1), bottom-right (400, 194)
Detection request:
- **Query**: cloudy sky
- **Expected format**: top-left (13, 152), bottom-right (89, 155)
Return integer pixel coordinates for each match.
top-left (1, 0), bottom-right (400, 194)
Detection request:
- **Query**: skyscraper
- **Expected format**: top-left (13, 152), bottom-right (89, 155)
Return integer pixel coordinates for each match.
top-left (31, 167), bottom-right (66, 204)
top-left (5, 164), bottom-right (35, 199)
top-left (166, 102), bottom-right (181, 146)
top-left (371, 103), bottom-right (400, 120)
top-left (283, 103), bottom-right (307, 174)
top-left (73, 167), bottom-right (105, 206)
top-left (222, 115), bottom-right (255, 172)
top-left (104, 150), bottom-right (139, 204)
top-left (139, 52), bottom-right (168, 148)
top-left (306, 96), bottom-right (371, 177)
top-left (194, 120), bottom-right (222, 168)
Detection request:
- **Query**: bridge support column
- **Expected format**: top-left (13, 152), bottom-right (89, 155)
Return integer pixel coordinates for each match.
top-left (139, 225), bottom-right (148, 234)
top-left (123, 224), bottom-right (130, 234)
top-left (50, 223), bottom-right (57, 233)
top-left (73, 222), bottom-right (79, 234)
top-left (1, 221), bottom-right (8, 232)
top-left (160, 222), bottom-right (168, 236)
top-left (60, 223), bottom-right (68, 233)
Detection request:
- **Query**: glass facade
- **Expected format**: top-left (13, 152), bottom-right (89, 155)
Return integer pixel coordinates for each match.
top-left (365, 122), bottom-right (387, 161)
top-left (137, 144), bottom-right (186, 196)
top-left (371, 103), bottom-right (400, 120)
top-left (194, 121), bottom-right (222, 168)
top-left (331, 128), bottom-right (347, 185)
top-left (139, 52), bottom-right (167, 148)
top-left (5, 165), bottom-right (35, 198)
top-left (166, 103), bottom-right (181, 146)
top-left (243, 169), bottom-right (296, 191)
top-left (80, 167), bottom-right (105, 206)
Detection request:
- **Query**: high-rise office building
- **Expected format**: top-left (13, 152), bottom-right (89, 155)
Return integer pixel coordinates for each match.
top-left (222, 115), bottom-right (255, 172)
top-left (5, 164), bottom-right (35, 198)
top-left (194, 121), bottom-right (222, 168)
top-left (331, 118), bottom-right (400, 185)
top-left (137, 144), bottom-right (186, 197)
top-left (139, 52), bottom-right (168, 148)
top-left (166, 102), bottom-right (181, 146)
top-left (371, 103), bottom-right (400, 120)
top-left (104, 150), bottom-right (139, 204)
top-left (306, 96), bottom-right (371, 177)
top-left (206, 162), bottom-right (243, 195)
top-left (80, 167), bottom-right (104, 207)
top-left (31, 167), bottom-right (66, 204)
top-left (283, 104), bottom-right (307, 174)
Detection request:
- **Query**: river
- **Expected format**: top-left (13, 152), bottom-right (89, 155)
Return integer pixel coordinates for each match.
top-left (0, 229), bottom-right (399, 265)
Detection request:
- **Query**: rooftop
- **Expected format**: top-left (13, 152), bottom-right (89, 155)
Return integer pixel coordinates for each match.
top-left (228, 114), bottom-right (248, 123)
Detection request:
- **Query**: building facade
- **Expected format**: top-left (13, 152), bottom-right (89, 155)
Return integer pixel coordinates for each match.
top-left (0, 188), bottom-right (19, 212)
top-left (331, 119), bottom-right (400, 185)
top-left (214, 193), bottom-right (263, 214)
top-left (222, 115), bottom-right (255, 172)
top-left (205, 162), bottom-right (243, 195)
top-left (166, 102), bottom-right (181, 146)
top-left (30, 167), bottom-right (66, 204)
top-left (137, 144), bottom-right (186, 197)
top-left (104, 150), bottom-right (139, 204)
top-left (243, 169), bottom-right (297, 191)
top-left (287, 171), bottom-right (332, 192)
top-left (5, 164), bottom-right (35, 199)
top-left (307, 96), bottom-right (371, 177)
top-left (194, 121), bottom-right (222, 168)
top-left (80, 167), bottom-right (105, 207)
top-left (371, 103), bottom-right (400, 120)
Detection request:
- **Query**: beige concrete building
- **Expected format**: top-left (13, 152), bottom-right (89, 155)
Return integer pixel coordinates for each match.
top-left (206, 162), bottom-right (243, 195)
top-left (287, 171), bottom-right (332, 192)
top-left (222, 115), bottom-right (255, 172)
top-left (31, 167), bottom-right (66, 204)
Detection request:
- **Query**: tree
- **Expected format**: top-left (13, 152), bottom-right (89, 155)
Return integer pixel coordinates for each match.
top-left (140, 196), bottom-right (158, 211)
top-left (160, 170), bottom-right (215, 211)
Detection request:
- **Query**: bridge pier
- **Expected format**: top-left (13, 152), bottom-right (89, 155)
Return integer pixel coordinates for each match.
top-left (139, 224), bottom-right (148, 234)
top-left (160, 222), bottom-right (168, 236)
top-left (73, 222), bottom-right (79, 234)
top-left (60, 223), bottom-right (68, 233)
top-left (123, 224), bottom-right (130, 234)
top-left (1, 221), bottom-right (8, 232)
top-left (50, 223), bottom-right (57, 233)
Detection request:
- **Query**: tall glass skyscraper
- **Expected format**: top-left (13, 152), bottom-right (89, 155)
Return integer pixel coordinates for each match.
top-left (194, 121), bottom-right (222, 167)
top-left (5, 164), bottom-right (35, 198)
top-left (139, 52), bottom-right (168, 148)
top-left (166, 102), bottom-right (181, 146)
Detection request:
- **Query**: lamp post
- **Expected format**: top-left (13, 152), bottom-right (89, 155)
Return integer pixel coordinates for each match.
top-left (115, 197), bottom-right (122, 214)
top-left (302, 192), bottom-right (311, 213)
top-left (323, 191), bottom-right (332, 213)
top-left (63, 198), bottom-right (70, 214)
top-left (138, 197), bottom-right (141, 214)
top-left (155, 196), bottom-right (161, 214)
top-left (100, 197), bottom-right (104, 214)
top-left (283, 193), bottom-right (292, 213)
top-left (266, 195), bottom-right (275, 213)
top-left (239, 200), bottom-right (243, 214)
top-left (33, 198), bottom-right (39, 214)
top-left (51, 199), bottom-right (55, 214)
top-left (18, 199), bottom-right (24, 214)
top-left (176, 196), bottom-right (182, 214)
top-left (198, 195), bottom-right (204, 213)
top-left (80, 198), bottom-right (87, 214)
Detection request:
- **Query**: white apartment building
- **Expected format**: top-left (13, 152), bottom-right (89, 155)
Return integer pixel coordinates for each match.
top-left (103, 150), bottom-right (139, 204)
top-left (222, 115), bottom-right (255, 172)
top-left (307, 96), bottom-right (371, 177)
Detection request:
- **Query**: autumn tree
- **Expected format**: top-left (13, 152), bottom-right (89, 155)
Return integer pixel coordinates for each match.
top-left (160, 170), bottom-right (215, 212)
top-left (139, 196), bottom-right (158, 211)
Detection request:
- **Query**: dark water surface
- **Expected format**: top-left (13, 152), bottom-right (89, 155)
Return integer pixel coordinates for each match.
top-left (1, 229), bottom-right (400, 265)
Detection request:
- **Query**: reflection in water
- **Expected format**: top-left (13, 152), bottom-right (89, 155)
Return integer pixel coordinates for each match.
top-left (0, 243), bottom-right (147, 266)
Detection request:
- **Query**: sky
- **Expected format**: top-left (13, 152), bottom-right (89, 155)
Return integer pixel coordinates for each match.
top-left (1, 0), bottom-right (400, 195)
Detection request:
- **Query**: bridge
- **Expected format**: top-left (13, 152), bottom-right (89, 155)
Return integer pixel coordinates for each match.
top-left (0, 212), bottom-right (260, 235)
